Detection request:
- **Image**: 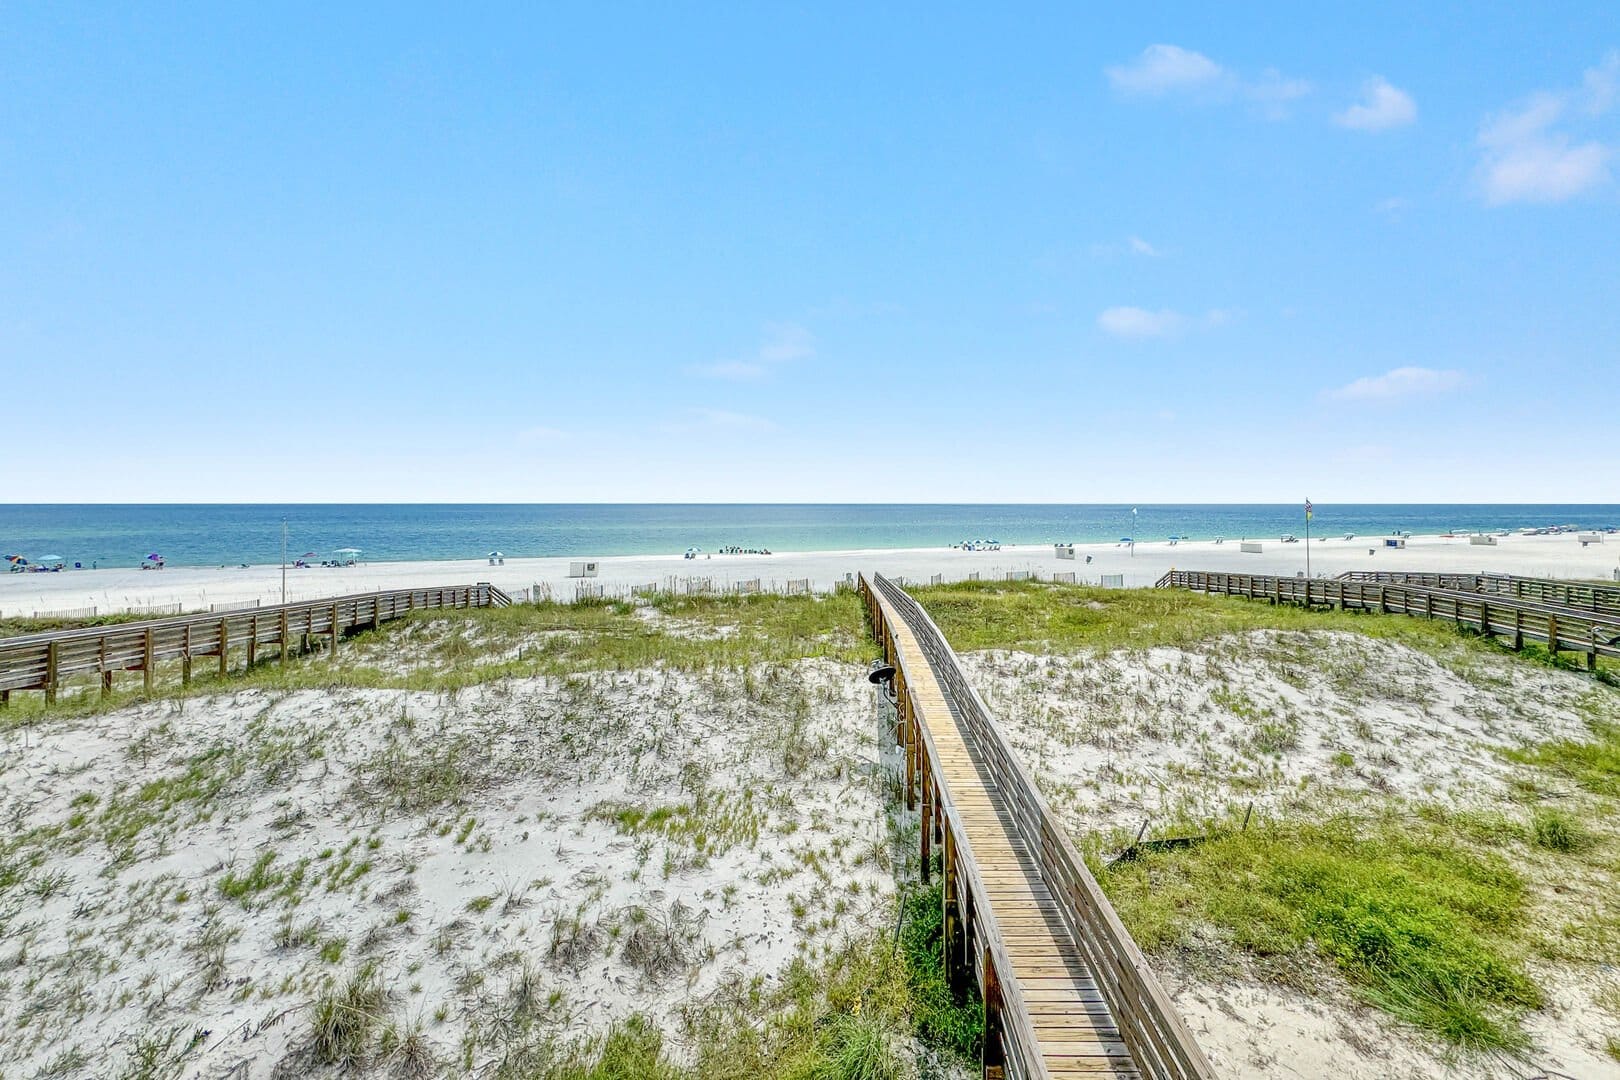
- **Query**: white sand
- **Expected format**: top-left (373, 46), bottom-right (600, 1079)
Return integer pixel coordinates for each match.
top-left (4, 532), bottom-right (1618, 618)
top-left (0, 662), bottom-right (902, 1077)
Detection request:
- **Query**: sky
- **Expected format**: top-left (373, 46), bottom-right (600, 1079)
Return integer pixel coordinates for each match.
top-left (3, 4), bottom-right (1618, 503)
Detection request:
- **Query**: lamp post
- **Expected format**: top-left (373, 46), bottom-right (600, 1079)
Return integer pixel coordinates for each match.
top-left (281, 518), bottom-right (288, 606)
top-left (1305, 499), bottom-right (1313, 579)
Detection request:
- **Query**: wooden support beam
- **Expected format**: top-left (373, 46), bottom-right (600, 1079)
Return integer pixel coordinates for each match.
top-left (280, 610), bottom-right (290, 667)
top-left (219, 623), bottom-right (230, 677)
top-left (920, 766), bottom-right (933, 882)
top-left (100, 637), bottom-right (111, 698)
top-left (143, 629), bottom-right (155, 693)
top-left (247, 615), bottom-right (258, 667)
top-left (181, 625), bottom-right (192, 685)
top-left (331, 602), bottom-right (341, 655)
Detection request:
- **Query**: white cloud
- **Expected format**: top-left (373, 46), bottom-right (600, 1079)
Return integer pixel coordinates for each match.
top-left (1127, 235), bottom-right (1159, 256)
top-left (687, 322), bottom-right (814, 379)
top-left (660, 407), bottom-right (778, 435)
top-left (1475, 56), bottom-right (1618, 205)
top-left (757, 322), bottom-right (813, 363)
top-left (1098, 306), bottom-right (1184, 339)
top-left (1326, 367), bottom-right (1467, 402)
top-left (690, 408), bottom-right (775, 431)
top-left (1584, 49), bottom-right (1619, 114)
top-left (1335, 77), bottom-right (1417, 131)
top-left (1373, 196), bottom-right (1410, 214)
top-left (1098, 306), bottom-right (1233, 339)
top-left (1105, 44), bottom-right (1310, 117)
top-left (1106, 44), bottom-right (1224, 97)
top-left (685, 360), bottom-right (765, 380)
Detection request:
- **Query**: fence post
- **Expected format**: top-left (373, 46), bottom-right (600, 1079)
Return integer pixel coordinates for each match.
top-left (45, 641), bottom-right (59, 704)
top-left (219, 622), bottom-right (230, 677)
top-left (331, 603), bottom-right (341, 655)
top-left (143, 629), bottom-right (155, 693)
top-left (1548, 614), bottom-right (1559, 661)
top-left (248, 614), bottom-right (258, 667)
top-left (280, 609), bottom-right (290, 667)
top-left (1512, 608), bottom-right (1523, 650)
top-left (181, 625), bottom-right (192, 685)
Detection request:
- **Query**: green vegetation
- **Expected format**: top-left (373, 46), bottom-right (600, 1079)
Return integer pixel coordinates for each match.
top-left (896, 882), bottom-right (983, 1056)
top-left (4, 591), bottom-right (868, 724)
top-left (1099, 807), bottom-right (1600, 1052)
top-left (1509, 720), bottom-right (1620, 796)
top-left (909, 578), bottom-right (1540, 659)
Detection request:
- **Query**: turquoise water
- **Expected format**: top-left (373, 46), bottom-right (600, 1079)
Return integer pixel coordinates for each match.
top-left (3, 504), bottom-right (1617, 569)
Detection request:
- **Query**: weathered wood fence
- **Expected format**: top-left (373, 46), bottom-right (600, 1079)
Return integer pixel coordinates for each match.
top-left (864, 572), bottom-right (1213, 1079)
top-left (1335, 570), bottom-right (1620, 619)
top-left (0, 583), bottom-right (511, 706)
top-left (1156, 570), bottom-right (1620, 669)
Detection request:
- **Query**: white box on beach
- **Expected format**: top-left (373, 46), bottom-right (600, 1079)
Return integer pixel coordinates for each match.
top-left (1579, 533), bottom-right (1603, 543)
top-left (567, 561), bottom-right (600, 578)
top-left (1240, 541), bottom-right (1263, 553)
top-left (1055, 545), bottom-right (1076, 560)
top-left (1470, 535), bottom-right (1498, 546)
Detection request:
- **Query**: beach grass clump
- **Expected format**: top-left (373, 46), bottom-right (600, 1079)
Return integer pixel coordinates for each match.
top-left (1529, 808), bottom-right (1591, 853)
top-left (896, 881), bottom-right (983, 1058)
top-left (1100, 809), bottom-right (1541, 1052)
top-left (1508, 721), bottom-right (1620, 797)
top-left (310, 966), bottom-right (389, 1067)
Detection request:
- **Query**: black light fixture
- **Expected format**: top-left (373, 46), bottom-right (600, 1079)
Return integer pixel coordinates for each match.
top-left (866, 658), bottom-right (898, 708)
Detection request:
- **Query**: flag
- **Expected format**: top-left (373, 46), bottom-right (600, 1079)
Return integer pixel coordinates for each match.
top-left (1305, 498), bottom-right (1313, 521)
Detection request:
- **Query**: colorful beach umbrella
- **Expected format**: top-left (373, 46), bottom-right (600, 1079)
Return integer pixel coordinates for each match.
top-left (5, 555), bottom-right (26, 565)
top-left (147, 553), bottom-right (163, 561)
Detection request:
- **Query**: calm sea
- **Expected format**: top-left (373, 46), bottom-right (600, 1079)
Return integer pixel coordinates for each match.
top-left (3, 505), bottom-right (1617, 569)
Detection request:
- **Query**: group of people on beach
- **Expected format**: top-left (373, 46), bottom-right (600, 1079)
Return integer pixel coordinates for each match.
top-left (716, 545), bottom-right (772, 555)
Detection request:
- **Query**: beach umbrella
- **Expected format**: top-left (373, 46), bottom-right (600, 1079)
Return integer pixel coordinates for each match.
top-left (335, 547), bottom-right (362, 554)
top-left (5, 555), bottom-right (26, 565)
top-left (147, 553), bottom-right (163, 561)
top-left (38, 554), bottom-right (63, 562)
top-left (487, 550), bottom-right (503, 558)
top-left (301, 552), bottom-right (317, 558)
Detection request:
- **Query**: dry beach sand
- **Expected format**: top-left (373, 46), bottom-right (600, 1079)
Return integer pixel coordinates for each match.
top-left (4, 532), bottom-right (1617, 619)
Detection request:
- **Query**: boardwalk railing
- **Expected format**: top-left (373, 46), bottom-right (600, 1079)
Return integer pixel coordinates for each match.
top-left (1335, 570), bottom-right (1620, 619)
top-left (0, 583), bottom-right (511, 705)
top-left (1156, 570), bottom-right (1620, 669)
top-left (863, 573), bottom-right (1213, 1079)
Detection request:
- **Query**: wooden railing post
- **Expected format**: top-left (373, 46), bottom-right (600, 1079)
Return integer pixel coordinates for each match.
top-left (247, 614), bottom-right (259, 667)
top-left (143, 629), bottom-right (155, 693)
top-left (279, 609), bottom-right (290, 667)
top-left (45, 640), bottom-right (59, 704)
top-left (218, 622), bottom-right (230, 677)
top-left (920, 766), bottom-right (933, 882)
top-left (100, 638), bottom-right (112, 698)
top-left (942, 827), bottom-right (964, 993)
top-left (181, 625), bottom-right (192, 685)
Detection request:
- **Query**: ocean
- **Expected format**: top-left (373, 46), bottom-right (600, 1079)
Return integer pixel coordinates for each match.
top-left (3, 504), bottom-right (1618, 569)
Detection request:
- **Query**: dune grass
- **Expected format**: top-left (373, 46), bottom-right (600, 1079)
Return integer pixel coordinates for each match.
top-left (1094, 801), bottom-right (1620, 1053)
top-left (1, 591), bottom-right (869, 725)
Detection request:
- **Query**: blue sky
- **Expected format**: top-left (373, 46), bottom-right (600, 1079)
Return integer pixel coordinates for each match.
top-left (4, 4), bottom-right (1617, 503)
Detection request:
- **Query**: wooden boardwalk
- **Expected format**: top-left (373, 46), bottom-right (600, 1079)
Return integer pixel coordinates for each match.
top-left (863, 573), bottom-right (1212, 1079)
top-left (1158, 570), bottom-right (1620, 668)
top-left (0, 583), bottom-right (511, 706)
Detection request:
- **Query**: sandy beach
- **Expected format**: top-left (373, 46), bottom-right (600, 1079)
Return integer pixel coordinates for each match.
top-left (4, 531), bottom-right (1617, 619)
